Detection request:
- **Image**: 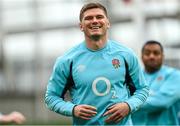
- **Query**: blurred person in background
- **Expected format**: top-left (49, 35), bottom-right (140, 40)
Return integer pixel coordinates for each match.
top-left (45, 2), bottom-right (149, 125)
top-left (0, 111), bottom-right (26, 124)
top-left (132, 40), bottom-right (180, 125)
top-left (176, 102), bottom-right (180, 124)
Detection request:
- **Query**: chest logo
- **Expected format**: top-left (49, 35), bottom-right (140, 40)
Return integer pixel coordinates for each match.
top-left (112, 59), bottom-right (120, 69)
top-left (157, 76), bottom-right (163, 81)
top-left (77, 65), bottom-right (86, 72)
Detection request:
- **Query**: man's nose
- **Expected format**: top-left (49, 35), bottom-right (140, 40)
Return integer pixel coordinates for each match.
top-left (149, 53), bottom-right (155, 58)
top-left (92, 17), bottom-right (98, 22)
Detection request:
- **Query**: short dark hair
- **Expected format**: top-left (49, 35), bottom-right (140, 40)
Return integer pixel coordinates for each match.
top-left (142, 40), bottom-right (164, 53)
top-left (79, 2), bottom-right (108, 22)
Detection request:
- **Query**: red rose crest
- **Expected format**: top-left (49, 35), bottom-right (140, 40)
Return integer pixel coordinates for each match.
top-left (157, 76), bottom-right (163, 81)
top-left (112, 59), bottom-right (120, 69)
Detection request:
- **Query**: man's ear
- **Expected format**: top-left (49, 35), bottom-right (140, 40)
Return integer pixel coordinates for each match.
top-left (79, 23), bottom-right (84, 31)
top-left (162, 53), bottom-right (164, 60)
top-left (107, 20), bottom-right (110, 29)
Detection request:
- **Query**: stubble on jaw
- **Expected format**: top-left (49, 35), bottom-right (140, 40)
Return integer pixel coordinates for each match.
top-left (90, 35), bottom-right (101, 41)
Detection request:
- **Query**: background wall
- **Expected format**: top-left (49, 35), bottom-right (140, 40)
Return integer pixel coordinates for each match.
top-left (0, 0), bottom-right (180, 124)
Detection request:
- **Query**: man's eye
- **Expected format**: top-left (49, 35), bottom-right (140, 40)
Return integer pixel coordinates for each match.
top-left (84, 16), bottom-right (93, 20)
top-left (96, 15), bottom-right (104, 19)
top-left (144, 51), bottom-right (150, 56)
top-left (153, 51), bottom-right (161, 56)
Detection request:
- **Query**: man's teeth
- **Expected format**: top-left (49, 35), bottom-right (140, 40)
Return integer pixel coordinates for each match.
top-left (91, 26), bottom-right (100, 29)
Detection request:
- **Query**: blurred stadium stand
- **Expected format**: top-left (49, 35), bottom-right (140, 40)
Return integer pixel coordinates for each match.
top-left (0, 0), bottom-right (180, 124)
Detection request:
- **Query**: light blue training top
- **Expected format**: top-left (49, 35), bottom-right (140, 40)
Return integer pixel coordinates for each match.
top-left (45, 40), bottom-right (149, 126)
top-left (132, 65), bottom-right (180, 126)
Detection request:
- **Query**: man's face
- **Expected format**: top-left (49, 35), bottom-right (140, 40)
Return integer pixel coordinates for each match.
top-left (142, 44), bottom-right (164, 73)
top-left (79, 8), bottom-right (110, 40)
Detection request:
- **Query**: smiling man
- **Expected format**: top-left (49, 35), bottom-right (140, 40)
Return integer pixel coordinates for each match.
top-left (45, 2), bottom-right (149, 125)
top-left (132, 40), bottom-right (180, 125)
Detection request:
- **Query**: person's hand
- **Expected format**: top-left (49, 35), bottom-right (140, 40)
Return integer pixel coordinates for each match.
top-left (0, 111), bottom-right (26, 124)
top-left (73, 104), bottom-right (97, 120)
top-left (103, 102), bottom-right (130, 123)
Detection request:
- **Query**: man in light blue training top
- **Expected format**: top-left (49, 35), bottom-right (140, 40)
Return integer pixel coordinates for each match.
top-left (45, 2), bottom-right (149, 126)
top-left (132, 40), bottom-right (180, 125)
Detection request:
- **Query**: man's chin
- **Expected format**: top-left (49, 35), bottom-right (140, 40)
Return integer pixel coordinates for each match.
top-left (90, 35), bottom-right (101, 41)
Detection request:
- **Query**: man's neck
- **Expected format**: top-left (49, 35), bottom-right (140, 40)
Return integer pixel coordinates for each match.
top-left (145, 67), bottom-right (161, 74)
top-left (85, 36), bottom-right (108, 50)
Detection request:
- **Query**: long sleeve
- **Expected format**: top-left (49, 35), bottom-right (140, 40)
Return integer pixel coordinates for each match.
top-left (124, 51), bottom-right (149, 113)
top-left (141, 70), bottom-right (180, 112)
top-left (45, 57), bottom-right (76, 116)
